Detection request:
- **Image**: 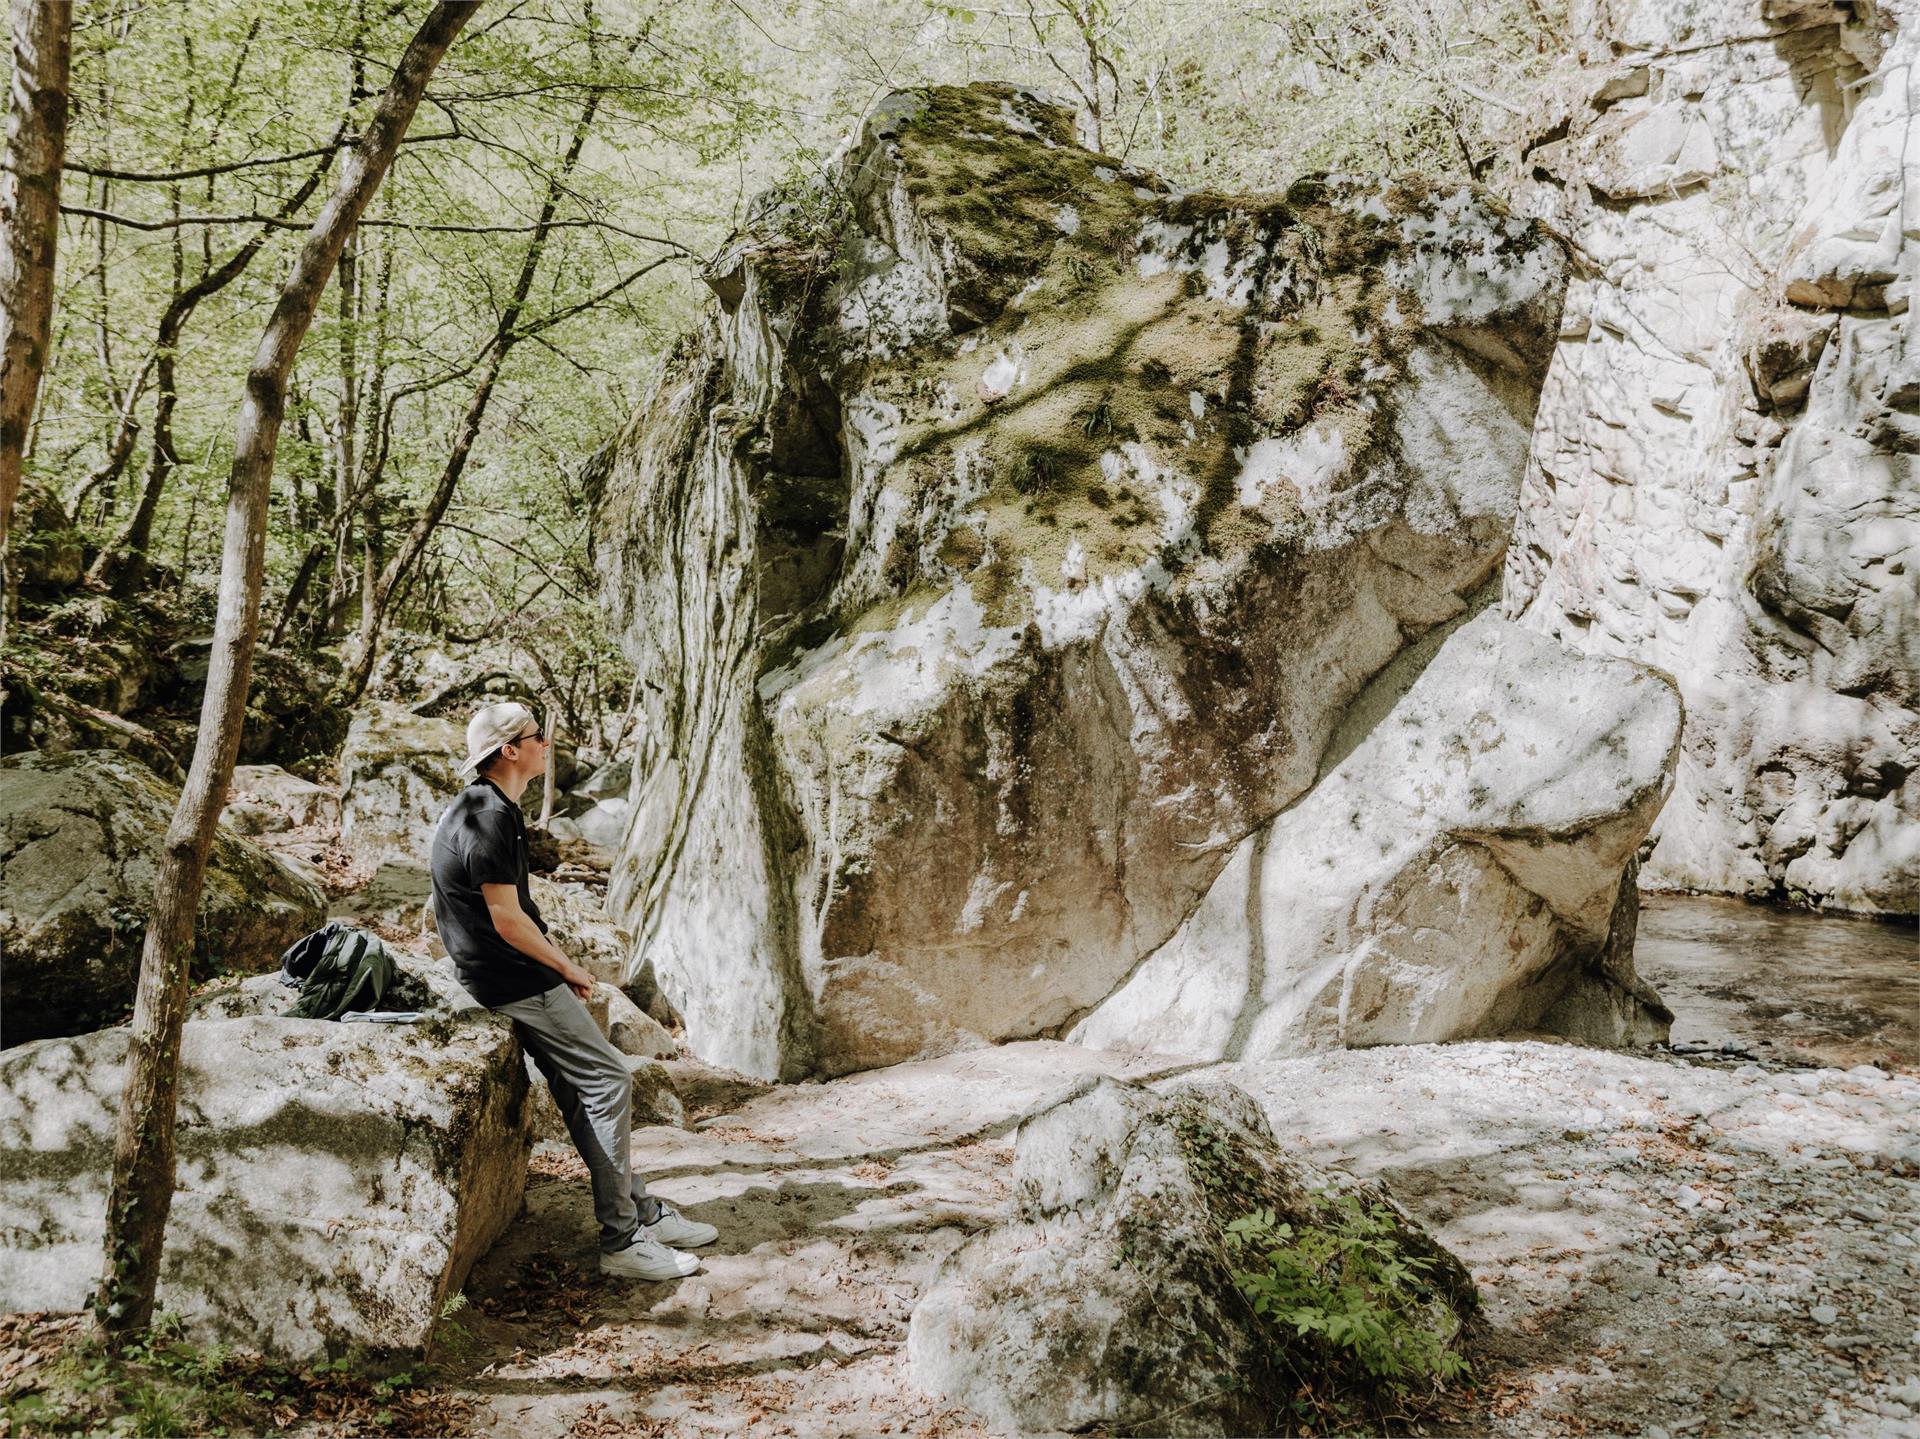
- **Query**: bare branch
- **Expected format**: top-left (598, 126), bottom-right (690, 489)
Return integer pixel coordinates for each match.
top-left (62, 129), bottom-right (460, 183)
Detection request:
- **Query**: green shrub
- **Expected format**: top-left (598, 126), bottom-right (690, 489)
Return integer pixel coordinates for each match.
top-left (1224, 1190), bottom-right (1469, 1412)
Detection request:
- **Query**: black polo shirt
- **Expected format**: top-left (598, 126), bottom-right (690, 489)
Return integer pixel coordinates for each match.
top-left (429, 778), bottom-right (561, 1008)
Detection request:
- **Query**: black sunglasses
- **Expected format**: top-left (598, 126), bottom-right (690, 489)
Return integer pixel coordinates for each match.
top-left (511, 727), bottom-right (546, 745)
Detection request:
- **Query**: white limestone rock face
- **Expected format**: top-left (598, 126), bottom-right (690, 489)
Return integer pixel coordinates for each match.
top-left (595, 83), bottom-right (1571, 1079)
top-left (338, 701), bottom-right (464, 858)
top-left (1072, 609), bottom-right (1681, 1060)
top-left (0, 750), bottom-right (327, 1046)
top-left (1507, 1), bottom-right (1919, 916)
top-left (0, 1008), bottom-right (530, 1360)
top-left (907, 1076), bottom-right (1474, 1434)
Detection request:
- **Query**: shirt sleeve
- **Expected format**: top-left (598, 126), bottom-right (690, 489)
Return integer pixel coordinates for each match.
top-left (463, 810), bottom-right (521, 888)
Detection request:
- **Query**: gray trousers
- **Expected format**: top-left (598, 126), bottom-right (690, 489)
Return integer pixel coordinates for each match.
top-left (494, 985), bottom-right (660, 1250)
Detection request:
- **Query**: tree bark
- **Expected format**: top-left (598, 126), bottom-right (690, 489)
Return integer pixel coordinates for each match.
top-left (93, 0), bottom-right (478, 1347)
top-left (537, 702), bottom-right (558, 830)
top-left (0, 0), bottom-right (72, 658)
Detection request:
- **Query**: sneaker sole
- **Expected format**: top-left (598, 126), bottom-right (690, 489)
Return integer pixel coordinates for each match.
top-left (599, 1258), bottom-right (698, 1281)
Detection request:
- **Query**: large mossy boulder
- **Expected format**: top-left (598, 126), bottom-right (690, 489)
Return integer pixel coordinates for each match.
top-left (169, 640), bottom-right (349, 767)
top-left (908, 1076), bottom-right (1474, 1435)
top-left (0, 990), bottom-right (530, 1361)
top-left (594, 82), bottom-right (1578, 1079)
top-left (0, 750), bottom-right (327, 1046)
top-left (338, 701), bottom-right (464, 859)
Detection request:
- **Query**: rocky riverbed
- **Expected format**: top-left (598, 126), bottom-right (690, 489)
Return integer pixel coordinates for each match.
top-left (408, 897), bottom-right (1917, 1439)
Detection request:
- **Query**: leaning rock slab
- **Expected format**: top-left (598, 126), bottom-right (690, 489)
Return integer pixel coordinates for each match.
top-left (0, 750), bottom-right (327, 1046)
top-left (1072, 607), bottom-right (1682, 1059)
top-left (597, 82), bottom-right (1569, 1079)
top-left (0, 1007), bottom-right (530, 1361)
top-left (908, 1076), bottom-right (1473, 1435)
top-left (338, 701), bottom-right (464, 858)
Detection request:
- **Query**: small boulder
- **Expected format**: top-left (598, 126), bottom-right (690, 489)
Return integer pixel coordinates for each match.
top-left (574, 758), bottom-right (632, 801)
top-left (0, 1002), bottom-right (530, 1361)
top-left (908, 1077), bottom-right (1473, 1436)
top-left (338, 702), bottom-right (464, 858)
top-left (224, 763), bottom-right (341, 834)
top-left (0, 750), bottom-right (327, 1046)
top-left (571, 798), bottom-right (632, 850)
top-left (602, 985), bottom-right (677, 1059)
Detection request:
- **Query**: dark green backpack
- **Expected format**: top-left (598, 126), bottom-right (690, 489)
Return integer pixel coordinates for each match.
top-left (281, 923), bottom-right (397, 1021)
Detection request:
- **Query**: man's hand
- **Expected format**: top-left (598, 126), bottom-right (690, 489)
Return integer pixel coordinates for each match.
top-left (558, 959), bottom-right (595, 1001)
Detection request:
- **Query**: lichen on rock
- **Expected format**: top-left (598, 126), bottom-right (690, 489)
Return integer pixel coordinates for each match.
top-left (0, 749), bottom-right (327, 1046)
top-left (593, 82), bottom-right (1615, 1081)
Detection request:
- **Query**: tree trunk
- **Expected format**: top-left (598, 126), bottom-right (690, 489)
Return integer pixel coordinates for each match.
top-left (87, 126), bottom-right (345, 592)
top-left (269, 538), bottom-right (326, 650)
top-left (537, 703), bottom-right (558, 831)
top-left (0, 0), bottom-right (72, 662)
top-left (93, 1), bottom-right (478, 1347)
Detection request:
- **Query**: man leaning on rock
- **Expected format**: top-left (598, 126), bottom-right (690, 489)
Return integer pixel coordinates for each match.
top-left (429, 701), bottom-right (716, 1280)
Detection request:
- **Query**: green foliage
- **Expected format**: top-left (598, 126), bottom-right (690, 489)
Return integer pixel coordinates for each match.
top-left (1224, 1192), bottom-right (1470, 1412)
top-left (1, 1313), bottom-right (464, 1438)
top-left (1014, 449), bottom-right (1065, 496)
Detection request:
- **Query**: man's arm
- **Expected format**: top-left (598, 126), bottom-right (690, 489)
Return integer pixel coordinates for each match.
top-left (481, 882), bottom-right (595, 1000)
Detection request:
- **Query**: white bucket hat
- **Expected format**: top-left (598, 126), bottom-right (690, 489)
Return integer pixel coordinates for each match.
top-left (460, 701), bottom-right (539, 776)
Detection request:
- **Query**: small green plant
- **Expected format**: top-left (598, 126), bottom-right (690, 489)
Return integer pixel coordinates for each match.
top-left (1014, 450), bottom-right (1064, 496)
top-left (1224, 1192), bottom-right (1469, 1401)
top-left (431, 1288), bottom-right (479, 1366)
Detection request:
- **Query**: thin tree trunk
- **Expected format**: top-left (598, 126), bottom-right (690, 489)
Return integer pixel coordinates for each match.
top-left (339, 55), bottom-right (622, 701)
top-left (537, 702), bottom-right (558, 830)
top-left (327, 20), bottom-right (369, 632)
top-left (88, 126), bottom-right (345, 591)
top-left (0, 0), bottom-right (73, 668)
top-left (269, 538), bottom-right (326, 650)
top-left (94, 1), bottom-right (477, 1347)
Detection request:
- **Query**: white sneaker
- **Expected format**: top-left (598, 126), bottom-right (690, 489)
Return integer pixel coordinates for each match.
top-left (599, 1229), bottom-right (698, 1281)
top-left (647, 1202), bottom-right (718, 1249)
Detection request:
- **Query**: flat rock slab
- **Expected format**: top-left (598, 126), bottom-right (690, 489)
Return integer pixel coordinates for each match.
top-left (0, 1008), bottom-right (531, 1362)
top-left (431, 1036), bottom-right (1916, 1438)
top-left (0, 748), bottom-right (326, 1045)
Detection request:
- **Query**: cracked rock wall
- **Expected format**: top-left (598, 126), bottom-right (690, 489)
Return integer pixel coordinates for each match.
top-left (1507, 0), bottom-right (1920, 915)
top-left (594, 83), bottom-right (1679, 1080)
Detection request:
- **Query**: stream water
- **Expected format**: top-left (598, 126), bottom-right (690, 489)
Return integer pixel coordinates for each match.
top-left (1635, 891), bottom-right (1919, 1071)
